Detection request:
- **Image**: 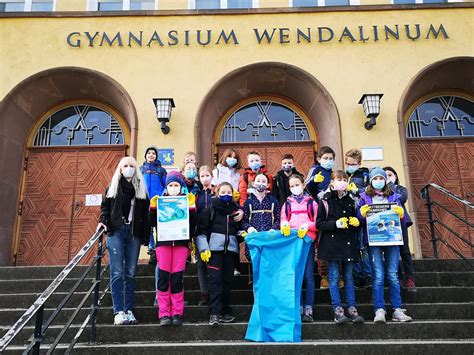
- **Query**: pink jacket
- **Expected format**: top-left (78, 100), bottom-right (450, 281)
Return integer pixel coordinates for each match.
top-left (280, 195), bottom-right (318, 241)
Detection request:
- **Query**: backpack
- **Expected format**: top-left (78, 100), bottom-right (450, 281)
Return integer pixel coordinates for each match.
top-left (248, 201), bottom-right (275, 225)
top-left (284, 198), bottom-right (316, 222)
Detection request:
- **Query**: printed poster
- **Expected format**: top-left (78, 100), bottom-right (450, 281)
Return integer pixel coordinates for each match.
top-left (157, 195), bottom-right (189, 242)
top-left (157, 148), bottom-right (174, 166)
top-left (366, 203), bottom-right (403, 246)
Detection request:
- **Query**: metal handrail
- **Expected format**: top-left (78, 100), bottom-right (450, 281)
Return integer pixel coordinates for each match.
top-left (0, 227), bottom-right (107, 353)
top-left (421, 183), bottom-right (473, 261)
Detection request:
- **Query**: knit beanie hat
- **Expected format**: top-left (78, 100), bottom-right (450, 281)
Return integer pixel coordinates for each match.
top-left (369, 167), bottom-right (387, 182)
top-left (165, 170), bottom-right (186, 188)
top-left (144, 146), bottom-right (158, 160)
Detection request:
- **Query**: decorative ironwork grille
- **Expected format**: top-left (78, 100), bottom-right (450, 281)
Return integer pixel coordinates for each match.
top-left (220, 101), bottom-right (311, 143)
top-left (406, 96), bottom-right (474, 138)
top-left (33, 105), bottom-right (124, 146)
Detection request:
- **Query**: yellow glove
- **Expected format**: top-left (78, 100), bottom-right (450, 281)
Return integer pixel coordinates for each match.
top-left (232, 191), bottom-right (241, 203)
top-left (336, 217), bottom-right (349, 229)
top-left (150, 195), bottom-right (159, 208)
top-left (313, 172), bottom-right (324, 183)
top-left (349, 217), bottom-right (360, 227)
top-left (347, 182), bottom-right (358, 194)
top-left (281, 221), bottom-right (291, 237)
top-left (393, 205), bottom-right (404, 219)
top-left (240, 231), bottom-right (248, 238)
top-left (297, 223), bottom-right (309, 238)
top-left (200, 250), bottom-right (211, 263)
top-left (360, 204), bottom-right (371, 218)
top-left (187, 193), bottom-right (196, 207)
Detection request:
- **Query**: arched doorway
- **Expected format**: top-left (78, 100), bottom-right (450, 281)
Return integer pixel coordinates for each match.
top-left (0, 67), bottom-right (138, 265)
top-left (399, 57), bottom-right (474, 259)
top-left (215, 96), bottom-right (317, 175)
top-left (195, 62), bottom-right (341, 170)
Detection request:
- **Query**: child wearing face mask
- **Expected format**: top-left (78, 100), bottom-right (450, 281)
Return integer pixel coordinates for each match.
top-left (357, 167), bottom-right (413, 323)
top-left (238, 151), bottom-right (273, 206)
top-left (280, 174), bottom-right (318, 322)
top-left (305, 146), bottom-right (336, 202)
top-left (149, 171), bottom-right (192, 327)
top-left (196, 182), bottom-right (244, 326)
top-left (242, 173), bottom-right (280, 260)
top-left (272, 153), bottom-right (304, 205)
top-left (317, 170), bottom-right (364, 324)
top-left (212, 148), bottom-right (241, 193)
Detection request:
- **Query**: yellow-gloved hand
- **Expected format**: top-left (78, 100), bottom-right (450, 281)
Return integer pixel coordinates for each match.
top-left (187, 193), bottom-right (196, 207)
top-left (313, 172), bottom-right (324, 183)
top-left (349, 216), bottom-right (360, 227)
top-left (347, 182), bottom-right (358, 194)
top-left (281, 221), bottom-right (291, 237)
top-left (200, 250), bottom-right (211, 263)
top-left (393, 205), bottom-right (404, 218)
top-left (360, 204), bottom-right (371, 218)
top-left (232, 191), bottom-right (241, 203)
top-left (240, 231), bottom-right (248, 238)
top-left (297, 223), bottom-right (309, 238)
top-left (150, 195), bottom-right (159, 208)
top-left (336, 217), bottom-right (349, 229)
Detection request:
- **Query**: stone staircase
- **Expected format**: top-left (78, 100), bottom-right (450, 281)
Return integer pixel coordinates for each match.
top-left (1, 259), bottom-right (473, 354)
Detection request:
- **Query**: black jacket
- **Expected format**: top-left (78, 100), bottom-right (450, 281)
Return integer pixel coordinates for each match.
top-left (99, 180), bottom-right (151, 245)
top-left (197, 198), bottom-right (242, 238)
top-left (272, 168), bottom-right (304, 205)
top-left (316, 190), bottom-right (360, 262)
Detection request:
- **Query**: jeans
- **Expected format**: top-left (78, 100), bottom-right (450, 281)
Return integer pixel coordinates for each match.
top-left (302, 242), bottom-right (315, 307)
top-left (328, 261), bottom-right (356, 310)
top-left (368, 245), bottom-right (402, 311)
top-left (147, 228), bottom-right (156, 253)
top-left (353, 231), bottom-right (372, 279)
top-left (107, 224), bottom-right (141, 314)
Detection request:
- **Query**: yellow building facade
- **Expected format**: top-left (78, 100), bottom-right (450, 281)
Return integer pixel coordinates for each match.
top-left (0, 2), bottom-right (473, 265)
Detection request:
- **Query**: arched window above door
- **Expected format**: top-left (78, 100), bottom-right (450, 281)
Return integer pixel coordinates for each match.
top-left (33, 105), bottom-right (124, 146)
top-left (406, 96), bottom-right (474, 138)
top-left (220, 100), bottom-right (311, 143)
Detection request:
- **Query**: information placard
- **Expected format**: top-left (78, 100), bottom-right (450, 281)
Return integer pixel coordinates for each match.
top-left (366, 203), bottom-right (403, 246)
top-left (157, 196), bottom-right (189, 242)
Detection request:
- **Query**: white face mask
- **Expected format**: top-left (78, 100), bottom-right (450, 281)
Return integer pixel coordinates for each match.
top-left (201, 177), bottom-right (212, 185)
top-left (167, 186), bottom-right (181, 196)
top-left (388, 176), bottom-right (397, 184)
top-left (290, 186), bottom-right (304, 196)
top-left (122, 167), bottom-right (135, 178)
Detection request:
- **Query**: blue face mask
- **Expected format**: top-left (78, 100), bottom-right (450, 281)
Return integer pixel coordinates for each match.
top-left (372, 180), bottom-right (386, 190)
top-left (219, 195), bottom-right (232, 204)
top-left (249, 162), bottom-right (261, 171)
top-left (226, 157), bottom-right (237, 167)
top-left (346, 165), bottom-right (359, 174)
top-left (320, 159), bottom-right (334, 170)
top-left (184, 170), bottom-right (197, 180)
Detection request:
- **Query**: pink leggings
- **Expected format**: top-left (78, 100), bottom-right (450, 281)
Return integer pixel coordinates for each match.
top-left (156, 246), bottom-right (188, 318)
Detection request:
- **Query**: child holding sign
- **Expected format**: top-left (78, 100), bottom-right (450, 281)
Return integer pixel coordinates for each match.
top-left (357, 167), bottom-right (412, 323)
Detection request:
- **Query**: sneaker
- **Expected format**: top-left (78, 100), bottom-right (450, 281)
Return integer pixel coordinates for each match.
top-left (334, 306), bottom-right (349, 324)
top-left (209, 314), bottom-right (219, 326)
top-left (302, 305), bottom-right (314, 323)
top-left (114, 311), bottom-right (130, 325)
top-left (159, 316), bottom-right (172, 326)
top-left (374, 308), bottom-right (386, 323)
top-left (220, 314), bottom-right (236, 323)
top-left (126, 310), bottom-right (139, 325)
top-left (198, 293), bottom-right (209, 306)
top-left (347, 306), bottom-right (364, 323)
top-left (392, 308), bottom-right (412, 322)
top-left (148, 249), bottom-right (157, 265)
top-left (320, 276), bottom-right (329, 289)
top-left (338, 278), bottom-right (344, 289)
top-left (172, 315), bottom-right (183, 326)
top-left (405, 277), bottom-right (417, 293)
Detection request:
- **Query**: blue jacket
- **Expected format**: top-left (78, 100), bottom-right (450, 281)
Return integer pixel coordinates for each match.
top-left (304, 164), bottom-right (332, 201)
top-left (242, 193), bottom-right (280, 232)
top-left (140, 161), bottom-right (167, 199)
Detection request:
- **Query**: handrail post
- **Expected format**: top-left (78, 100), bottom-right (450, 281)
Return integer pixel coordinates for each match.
top-left (31, 305), bottom-right (44, 355)
top-left (422, 186), bottom-right (438, 259)
top-left (89, 232), bottom-right (104, 344)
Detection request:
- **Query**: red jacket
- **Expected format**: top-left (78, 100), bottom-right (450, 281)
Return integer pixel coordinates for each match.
top-left (238, 166), bottom-right (273, 205)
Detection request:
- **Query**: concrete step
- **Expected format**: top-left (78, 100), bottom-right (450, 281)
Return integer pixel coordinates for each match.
top-left (0, 272), bottom-right (471, 294)
top-left (4, 340), bottom-right (474, 355)
top-left (1, 302), bottom-right (472, 327)
top-left (1, 286), bottom-right (472, 309)
top-left (3, 321), bottom-right (474, 346)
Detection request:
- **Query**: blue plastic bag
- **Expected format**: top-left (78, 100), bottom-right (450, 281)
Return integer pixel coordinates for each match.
top-left (244, 230), bottom-right (312, 342)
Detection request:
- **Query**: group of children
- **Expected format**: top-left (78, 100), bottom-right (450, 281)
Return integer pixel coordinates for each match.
top-left (138, 145), bottom-right (415, 329)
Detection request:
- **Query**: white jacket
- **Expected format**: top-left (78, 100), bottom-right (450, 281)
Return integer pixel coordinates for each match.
top-left (212, 164), bottom-right (240, 190)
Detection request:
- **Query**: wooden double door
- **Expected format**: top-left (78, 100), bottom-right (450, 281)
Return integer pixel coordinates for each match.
top-left (16, 146), bottom-right (127, 265)
top-left (407, 138), bottom-right (474, 259)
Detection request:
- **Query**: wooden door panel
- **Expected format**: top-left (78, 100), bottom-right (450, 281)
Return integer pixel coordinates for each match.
top-left (17, 150), bottom-right (77, 265)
